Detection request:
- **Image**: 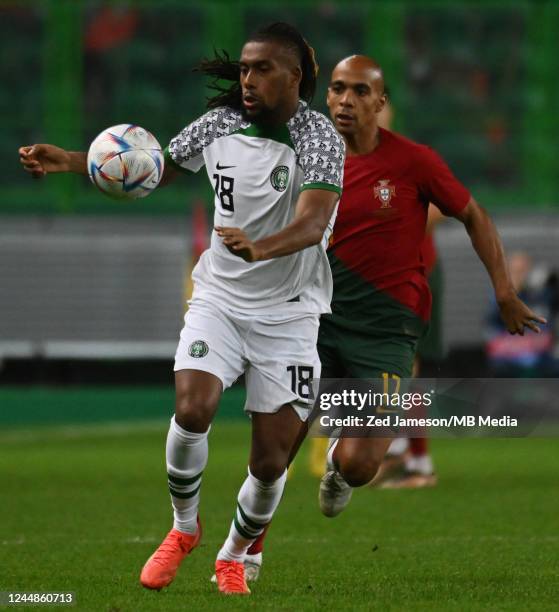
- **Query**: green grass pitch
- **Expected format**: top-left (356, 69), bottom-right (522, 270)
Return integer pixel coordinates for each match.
top-left (1, 388), bottom-right (558, 611)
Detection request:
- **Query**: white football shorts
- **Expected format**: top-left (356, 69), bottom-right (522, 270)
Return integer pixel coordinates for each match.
top-left (174, 299), bottom-right (320, 420)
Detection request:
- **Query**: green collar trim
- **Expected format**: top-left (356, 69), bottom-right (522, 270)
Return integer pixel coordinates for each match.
top-left (234, 122), bottom-right (295, 149)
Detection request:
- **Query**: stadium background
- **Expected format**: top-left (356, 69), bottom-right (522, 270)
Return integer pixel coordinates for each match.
top-left (1, 2), bottom-right (558, 610)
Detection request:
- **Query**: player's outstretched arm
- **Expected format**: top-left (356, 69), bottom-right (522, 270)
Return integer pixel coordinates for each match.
top-left (216, 188), bottom-right (339, 263)
top-left (19, 144), bottom-right (87, 177)
top-left (456, 197), bottom-right (547, 335)
top-left (20, 143), bottom-right (180, 187)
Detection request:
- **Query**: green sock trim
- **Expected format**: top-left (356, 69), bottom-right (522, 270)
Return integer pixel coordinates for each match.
top-left (237, 503), bottom-right (268, 531)
top-left (169, 483), bottom-right (201, 499)
top-left (233, 516), bottom-right (258, 540)
top-left (168, 471), bottom-right (203, 486)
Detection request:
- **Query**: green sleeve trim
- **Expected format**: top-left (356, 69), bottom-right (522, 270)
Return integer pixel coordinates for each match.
top-left (164, 146), bottom-right (194, 175)
top-left (300, 182), bottom-right (342, 195)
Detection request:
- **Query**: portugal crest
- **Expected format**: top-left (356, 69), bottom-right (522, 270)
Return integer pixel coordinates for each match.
top-left (270, 165), bottom-right (289, 192)
top-left (373, 179), bottom-right (396, 208)
top-left (188, 340), bottom-right (209, 358)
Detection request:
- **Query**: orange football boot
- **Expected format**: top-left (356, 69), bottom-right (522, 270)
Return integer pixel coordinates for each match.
top-left (215, 560), bottom-right (251, 595)
top-left (140, 518), bottom-right (202, 590)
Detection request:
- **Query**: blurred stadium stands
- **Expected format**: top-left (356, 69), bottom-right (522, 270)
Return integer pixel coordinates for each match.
top-left (0, 217), bottom-right (188, 361)
top-left (1, 0), bottom-right (558, 375)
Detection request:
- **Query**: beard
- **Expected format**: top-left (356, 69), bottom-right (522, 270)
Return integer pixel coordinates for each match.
top-left (241, 103), bottom-right (280, 126)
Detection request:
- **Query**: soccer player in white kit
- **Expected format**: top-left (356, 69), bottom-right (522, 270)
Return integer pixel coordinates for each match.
top-left (19, 22), bottom-right (344, 595)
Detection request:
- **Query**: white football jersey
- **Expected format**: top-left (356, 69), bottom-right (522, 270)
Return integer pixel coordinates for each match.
top-left (166, 100), bottom-right (345, 314)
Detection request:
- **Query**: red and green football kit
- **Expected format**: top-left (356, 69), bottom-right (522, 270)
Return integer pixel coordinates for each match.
top-left (318, 127), bottom-right (470, 379)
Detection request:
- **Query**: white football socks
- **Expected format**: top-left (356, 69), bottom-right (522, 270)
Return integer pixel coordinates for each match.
top-left (405, 454), bottom-right (434, 475)
top-left (166, 416), bottom-right (209, 534)
top-left (387, 437), bottom-right (409, 456)
top-left (326, 437), bottom-right (339, 471)
top-left (217, 468), bottom-right (287, 562)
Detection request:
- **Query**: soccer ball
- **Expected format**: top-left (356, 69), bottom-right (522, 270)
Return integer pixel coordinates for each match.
top-left (87, 124), bottom-right (164, 199)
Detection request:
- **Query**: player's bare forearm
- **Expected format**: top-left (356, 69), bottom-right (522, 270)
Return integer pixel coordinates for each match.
top-left (67, 152), bottom-right (88, 175)
top-left (255, 189), bottom-right (339, 260)
top-left (457, 197), bottom-right (546, 334)
top-left (216, 216), bottom-right (327, 262)
top-left (458, 199), bottom-right (512, 299)
top-left (19, 144), bottom-right (87, 176)
top-left (256, 214), bottom-right (330, 260)
top-left (217, 188), bottom-right (339, 262)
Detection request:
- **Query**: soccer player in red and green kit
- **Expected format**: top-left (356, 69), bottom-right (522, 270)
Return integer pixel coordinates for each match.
top-left (316, 54), bottom-right (545, 515)
top-left (240, 54), bottom-right (545, 578)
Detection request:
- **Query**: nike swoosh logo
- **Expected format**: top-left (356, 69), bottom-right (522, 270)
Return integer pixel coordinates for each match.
top-left (216, 162), bottom-right (236, 170)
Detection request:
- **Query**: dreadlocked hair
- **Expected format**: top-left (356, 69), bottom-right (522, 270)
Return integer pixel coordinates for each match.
top-left (194, 22), bottom-right (319, 110)
top-left (194, 49), bottom-right (242, 110)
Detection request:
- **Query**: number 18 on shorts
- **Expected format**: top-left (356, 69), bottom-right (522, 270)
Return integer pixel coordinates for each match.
top-left (174, 300), bottom-right (321, 420)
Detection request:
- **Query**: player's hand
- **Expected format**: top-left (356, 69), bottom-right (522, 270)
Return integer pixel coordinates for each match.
top-left (216, 227), bottom-right (263, 263)
top-left (497, 292), bottom-right (547, 335)
top-left (19, 144), bottom-right (72, 178)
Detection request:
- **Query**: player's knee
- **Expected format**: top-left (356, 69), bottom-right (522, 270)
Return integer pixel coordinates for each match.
top-left (339, 461), bottom-right (380, 487)
top-left (175, 389), bottom-right (218, 432)
top-left (336, 450), bottom-right (381, 487)
top-left (249, 457), bottom-right (287, 483)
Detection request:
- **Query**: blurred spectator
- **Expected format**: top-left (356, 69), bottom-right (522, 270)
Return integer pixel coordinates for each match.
top-left (485, 252), bottom-right (557, 376)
